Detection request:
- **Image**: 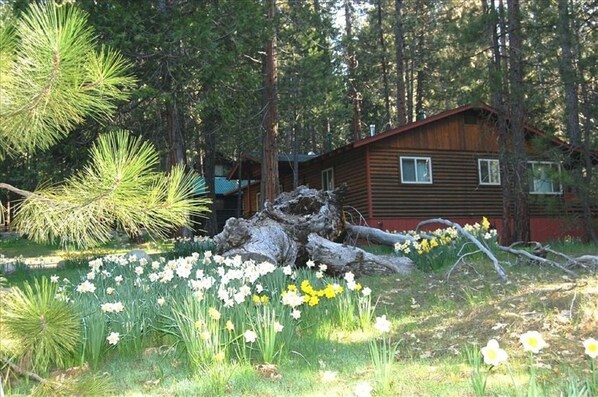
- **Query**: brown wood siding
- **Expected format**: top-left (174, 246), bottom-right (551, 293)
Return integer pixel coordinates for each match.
top-left (382, 114), bottom-right (500, 153)
top-left (242, 183), bottom-right (261, 218)
top-left (300, 149), bottom-right (369, 218)
top-left (370, 147), bottom-right (503, 218)
top-left (367, 112), bottom-right (566, 219)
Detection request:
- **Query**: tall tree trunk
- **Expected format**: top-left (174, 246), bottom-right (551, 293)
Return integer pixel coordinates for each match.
top-left (407, 58), bottom-right (414, 123)
top-left (377, 0), bottom-right (392, 129)
top-left (165, 97), bottom-right (186, 170)
top-left (394, 0), bottom-right (407, 126)
top-left (345, 0), bottom-right (362, 141)
top-left (414, 0), bottom-right (428, 120)
top-left (507, 0), bottom-right (530, 242)
top-left (261, 0), bottom-right (280, 205)
top-left (560, 0), bottom-right (598, 243)
top-left (486, 0), bottom-right (514, 244)
top-left (202, 107), bottom-right (218, 236)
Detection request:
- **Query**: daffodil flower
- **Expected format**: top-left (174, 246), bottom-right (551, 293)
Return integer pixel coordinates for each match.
top-left (481, 339), bottom-right (508, 366)
top-left (583, 338), bottom-right (598, 359)
top-left (520, 331), bottom-right (548, 353)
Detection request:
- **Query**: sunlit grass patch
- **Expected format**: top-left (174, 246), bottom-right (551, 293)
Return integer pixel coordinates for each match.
top-left (2, 237), bottom-right (596, 396)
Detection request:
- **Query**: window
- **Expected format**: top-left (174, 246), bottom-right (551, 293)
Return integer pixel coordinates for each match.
top-left (478, 159), bottom-right (500, 185)
top-left (400, 157), bottom-right (432, 184)
top-left (528, 161), bottom-right (562, 194)
top-left (322, 167), bottom-right (334, 191)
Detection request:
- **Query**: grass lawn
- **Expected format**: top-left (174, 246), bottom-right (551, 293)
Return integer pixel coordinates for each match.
top-left (0, 235), bottom-right (173, 267)
top-left (1, 240), bottom-right (597, 396)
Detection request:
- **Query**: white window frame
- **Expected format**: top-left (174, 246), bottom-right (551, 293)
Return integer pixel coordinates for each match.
top-left (478, 158), bottom-right (501, 185)
top-left (321, 167), bottom-right (334, 191)
top-left (400, 156), bottom-right (433, 184)
top-left (528, 161), bottom-right (562, 195)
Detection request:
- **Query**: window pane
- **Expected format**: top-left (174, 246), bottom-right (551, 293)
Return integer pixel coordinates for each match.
top-left (529, 163), bottom-right (560, 193)
top-left (416, 159), bottom-right (430, 182)
top-left (402, 159), bottom-right (416, 182)
top-left (480, 159), bottom-right (500, 184)
top-left (489, 161), bottom-right (500, 184)
top-left (480, 161), bottom-right (490, 183)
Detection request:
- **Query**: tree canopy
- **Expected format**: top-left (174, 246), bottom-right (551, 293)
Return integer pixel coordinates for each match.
top-left (1, 0), bottom-right (595, 242)
top-left (0, 1), bottom-right (210, 247)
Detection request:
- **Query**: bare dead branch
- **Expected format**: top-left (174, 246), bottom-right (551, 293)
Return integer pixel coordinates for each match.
top-left (416, 218), bottom-right (508, 280)
top-left (0, 355), bottom-right (46, 383)
top-left (0, 183), bottom-right (35, 199)
top-left (496, 245), bottom-right (578, 277)
top-left (446, 250), bottom-right (482, 280)
top-left (345, 223), bottom-right (416, 246)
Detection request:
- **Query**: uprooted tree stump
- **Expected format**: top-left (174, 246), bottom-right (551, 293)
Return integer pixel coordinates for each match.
top-left (214, 185), bottom-right (413, 275)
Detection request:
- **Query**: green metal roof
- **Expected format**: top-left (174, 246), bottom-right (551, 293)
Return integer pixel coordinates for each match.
top-left (195, 177), bottom-right (249, 196)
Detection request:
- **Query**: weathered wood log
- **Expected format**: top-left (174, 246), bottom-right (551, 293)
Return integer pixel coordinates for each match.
top-left (345, 223), bottom-right (416, 245)
top-left (214, 185), bottom-right (346, 266)
top-left (305, 234), bottom-right (414, 276)
top-left (213, 217), bottom-right (298, 265)
top-left (214, 185), bottom-right (413, 275)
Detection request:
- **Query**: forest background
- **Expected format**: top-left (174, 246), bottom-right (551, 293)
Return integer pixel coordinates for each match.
top-left (0, 0), bottom-right (595, 241)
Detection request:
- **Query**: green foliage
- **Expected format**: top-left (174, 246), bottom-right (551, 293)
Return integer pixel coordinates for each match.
top-left (464, 344), bottom-right (487, 397)
top-left (0, 2), bottom-right (135, 159)
top-left (13, 130), bottom-right (211, 247)
top-left (395, 218), bottom-right (498, 271)
top-left (30, 373), bottom-right (115, 397)
top-left (2, 277), bottom-right (80, 373)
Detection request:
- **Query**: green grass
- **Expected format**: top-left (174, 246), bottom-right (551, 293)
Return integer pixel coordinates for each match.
top-left (2, 243), bottom-right (597, 396)
top-left (0, 235), bottom-right (173, 259)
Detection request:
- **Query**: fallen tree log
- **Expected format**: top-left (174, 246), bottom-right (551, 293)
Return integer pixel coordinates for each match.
top-left (305, 234), bottom-right (413, 276)
top-left (345, 223), bottom-right (416, 246)
top-left (214, 185), bottom-right (413, 275)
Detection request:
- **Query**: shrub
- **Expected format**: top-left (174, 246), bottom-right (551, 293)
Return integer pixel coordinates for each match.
top-left (2, 277), bottom-right (80, 373)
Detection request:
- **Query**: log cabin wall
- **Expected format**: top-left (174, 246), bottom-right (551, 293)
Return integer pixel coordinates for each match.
top-left (366, 111), bottom-right (565, 219)
top-left (289, 149), bottom-right (370, 220)
top-left (241, 182), bottom-right (261, 218)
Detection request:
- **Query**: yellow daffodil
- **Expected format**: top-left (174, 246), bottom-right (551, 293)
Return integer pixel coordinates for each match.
top-left (208, 307), bottom-right (221, 321)
top-left (225, 320), bottom-right (235, 332)
top-left (214, 350), bottom-right (225, 363)
top-left (482, 216), bottom-right (490, 231)
top-left (308, 295), bottom-right (320, 306)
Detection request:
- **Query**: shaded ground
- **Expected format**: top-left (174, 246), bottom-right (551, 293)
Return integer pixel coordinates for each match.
top-left (363, 258), bottom-right (597, 379)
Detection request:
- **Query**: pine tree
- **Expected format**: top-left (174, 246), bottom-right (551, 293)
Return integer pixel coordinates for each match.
top-left (0, 2), bottom-right (209, 247)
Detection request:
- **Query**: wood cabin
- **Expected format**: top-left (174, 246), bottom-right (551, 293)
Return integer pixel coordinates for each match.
top-left (226, 153), bottom-right (317, 218)
top-left (229, 104), bottom-right (597, 241)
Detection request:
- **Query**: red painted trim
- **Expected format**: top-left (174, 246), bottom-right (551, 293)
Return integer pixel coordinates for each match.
top-left (365, 146), bottom-right (373, 219)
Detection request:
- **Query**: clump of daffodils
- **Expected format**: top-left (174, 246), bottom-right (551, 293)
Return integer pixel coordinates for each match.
top-left (394, 217), bottom-right (497, 257)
